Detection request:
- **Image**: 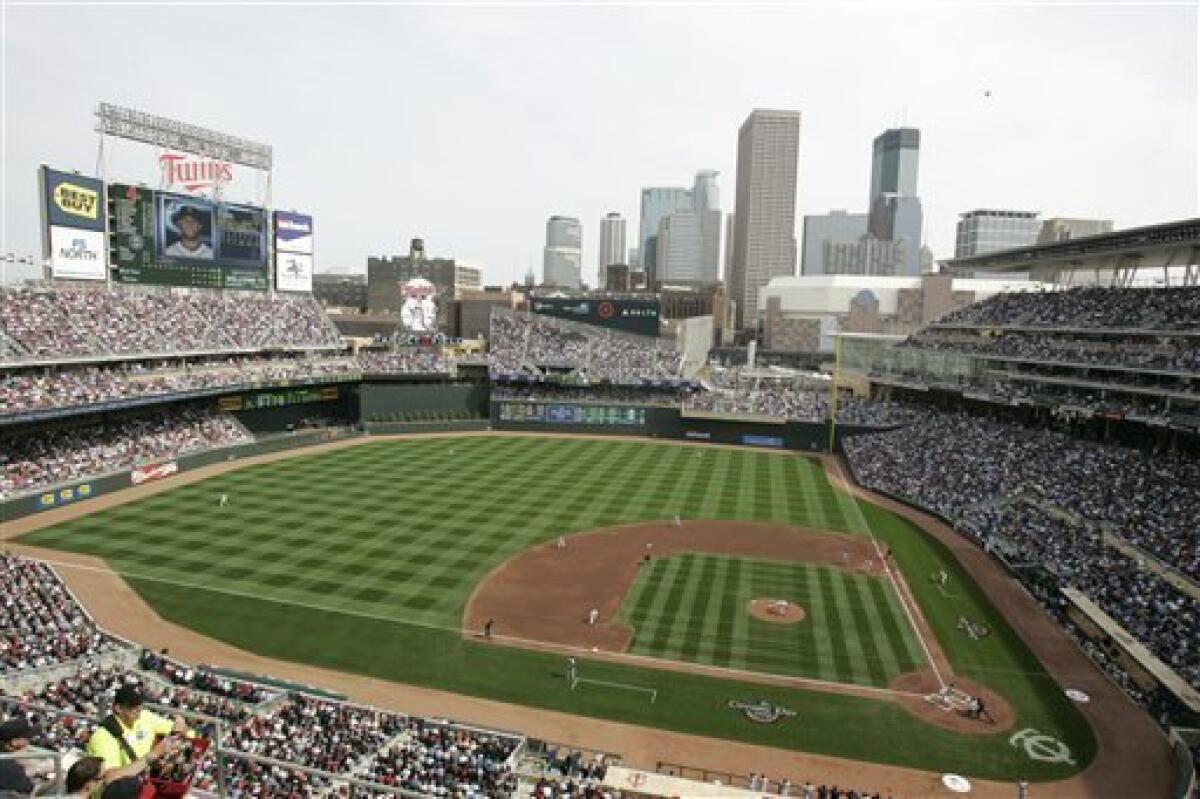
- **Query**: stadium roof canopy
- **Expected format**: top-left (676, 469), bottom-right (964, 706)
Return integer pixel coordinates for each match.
top-left (941, 218), bottom-right (1200, 287)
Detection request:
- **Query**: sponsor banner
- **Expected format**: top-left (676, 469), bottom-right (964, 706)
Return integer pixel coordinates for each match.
top-left (530, 297), bottom-right (661, 337)
top-left (684, 431), bottom-right (712, 440)
top-left (131, 460), bottom-right (179, 485)
top-left (274, 211), bottom-right (313, 254)
top-left (49, 226), bottom-right (107, 280)
top-left (35, 483), bottom-right (94, 510)
top-left (276, 252), bottom-right (313, 292)
top-left (42, 167), bottom-right (106, 231)
top-left (742, 434), bottom-right (784, 448)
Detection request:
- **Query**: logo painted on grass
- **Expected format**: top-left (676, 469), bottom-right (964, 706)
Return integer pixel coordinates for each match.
top-left (1009, 728), bottom-right (1075, 765)
top-left (727, 699), bottom-right (797, 724)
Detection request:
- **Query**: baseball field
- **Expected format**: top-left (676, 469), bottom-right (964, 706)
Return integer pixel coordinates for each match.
top-left (16, 436), bottom-right (1096, 781)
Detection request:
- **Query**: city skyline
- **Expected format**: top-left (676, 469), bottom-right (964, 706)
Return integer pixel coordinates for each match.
top-left (1, 3), bottom-right (1195, 287)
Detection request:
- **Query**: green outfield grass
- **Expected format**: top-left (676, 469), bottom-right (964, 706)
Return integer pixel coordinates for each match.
top-left (18, 436), bottom-right (1096, 781)
top-left (621, 554), bottom-right (925, 685)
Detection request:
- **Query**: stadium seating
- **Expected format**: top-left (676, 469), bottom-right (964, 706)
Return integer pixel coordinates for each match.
top-left (0, 554), bottom-right (115, 674)
top-left (489, 310), bottom-right (682, 384)
top-left (844, 412), bottom-right (1200, 692)
top-left (935, 285), bottom-right (1200, 330)
top-left (1, 408), bottom-right (252, 497)
top-left (0, 286), bottom-right (343, 358)
top-left (686, 368), bottom-right (925, 427)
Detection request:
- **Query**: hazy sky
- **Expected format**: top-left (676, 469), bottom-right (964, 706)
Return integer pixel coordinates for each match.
top-left (2, 0), bottom-right (1197, 287)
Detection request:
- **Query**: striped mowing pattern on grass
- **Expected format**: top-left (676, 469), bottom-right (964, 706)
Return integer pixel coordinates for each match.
top-left (21, 438), bottom-right (859, 634)
top-left (619, 554), bottom-right (925, 686)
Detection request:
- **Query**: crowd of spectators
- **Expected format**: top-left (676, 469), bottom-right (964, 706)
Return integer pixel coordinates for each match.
top-left (901, 328), bottom-right (1200, 374)
top-left (357, 350), bottom-right (452, 375)
top-left (0, 357), bottom-right (358, 416)
top-left (936, 285), bottom-right (1200, 330)
top-left (685, 379), bottom-right (924, 428)
top-left (13, 663), bottom-right (254, 728)
top-left (0, 286), bottom-right (343, 359)
top-left (0, 554), bottom-right (112, 674)
top-left (489, 311), bottom-right (681, 383)
top-left (844, 411), bottom-right (1200, 691)
top-left (224, 694), bottom-right (405, 775)
top-left (1, 408), bottom-right (251, 497)
top-left (360, 718), bottom-right (521, 796)
top-left (139, 649), bottom-right (273, 705)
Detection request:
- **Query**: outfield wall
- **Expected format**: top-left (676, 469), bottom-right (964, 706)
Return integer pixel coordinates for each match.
top-left (361, 380), bottom-right (489, 422)
top-left (490, 402), bottom-right (888, 452)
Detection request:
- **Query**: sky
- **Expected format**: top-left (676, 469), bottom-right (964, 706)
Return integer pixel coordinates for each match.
top-left (1, 0), bottom-right (1197, 288)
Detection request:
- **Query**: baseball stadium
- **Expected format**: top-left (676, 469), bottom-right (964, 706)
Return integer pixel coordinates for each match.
top-left (0, 34), bottom-right (1198, 799)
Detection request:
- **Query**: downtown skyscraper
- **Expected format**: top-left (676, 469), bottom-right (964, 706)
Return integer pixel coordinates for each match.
top-left (543, 215), bottom-right (582, 289)
top-left (729, 109), bottom-right (801, 329)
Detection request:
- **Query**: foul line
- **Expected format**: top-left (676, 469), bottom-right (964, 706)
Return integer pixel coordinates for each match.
top-left (825, 460), bottom-right (947, 690)
top-left (25, 554), bottom-right (930, 702)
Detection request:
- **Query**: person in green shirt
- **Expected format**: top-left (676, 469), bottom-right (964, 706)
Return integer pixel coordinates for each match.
top-left (85, 685), bottom-right (187, 770)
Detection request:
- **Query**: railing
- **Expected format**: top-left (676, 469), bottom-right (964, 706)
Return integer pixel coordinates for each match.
top-left (656, 761), bottom-right (751, 791)
top-left (0, 747), bottom-right (66, 795)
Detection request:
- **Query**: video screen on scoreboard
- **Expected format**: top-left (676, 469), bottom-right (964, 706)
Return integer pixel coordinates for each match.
top-left (158, 195), bottom-right (216, 261)
top-left (109, 184), bottom-right (269, 290)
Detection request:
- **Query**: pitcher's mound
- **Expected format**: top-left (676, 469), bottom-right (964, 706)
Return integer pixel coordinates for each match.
top-left (748, 598), bottom-right (806, 624)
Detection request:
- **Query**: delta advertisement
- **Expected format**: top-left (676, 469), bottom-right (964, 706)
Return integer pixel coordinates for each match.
top-left (41, 166), bottom-right (107, 280)
top-left (530, 296), bottom-right (661, 337)
top-left (274, 211), bottom-right (314, 292)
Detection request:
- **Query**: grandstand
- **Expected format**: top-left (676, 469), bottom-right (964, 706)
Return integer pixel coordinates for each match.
top-left (4, 226), bottom-right (1200, 798)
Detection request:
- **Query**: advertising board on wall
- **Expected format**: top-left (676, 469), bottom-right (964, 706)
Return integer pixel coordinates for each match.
top-left (131, 461), bottom-right (180, 485)
top-left (48, 227), bottom-right (107, 280)
top-left (530, 296), bottom-right (661, 337)
top-left (274, 211), bottom-right (314, 292)
top-left (276, 252), bottom-right (314, 293)
top-left (274, 211), bottom-right (313, 254)
top-left (41, 166), bottom-right (108, 280)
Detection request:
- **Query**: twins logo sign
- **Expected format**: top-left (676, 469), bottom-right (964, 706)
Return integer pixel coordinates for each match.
top-left (727, 699), bottom-right (797, 724)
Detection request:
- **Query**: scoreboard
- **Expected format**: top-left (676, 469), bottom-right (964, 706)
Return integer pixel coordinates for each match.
top-left (108, 183), bottom-right (269, 290)
top-left (497, 402), bottom-right (647, 426)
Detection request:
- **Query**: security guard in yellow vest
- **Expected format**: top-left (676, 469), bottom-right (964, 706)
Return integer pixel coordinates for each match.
top-left (86, 685), bottom-right (187, 770)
